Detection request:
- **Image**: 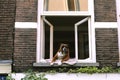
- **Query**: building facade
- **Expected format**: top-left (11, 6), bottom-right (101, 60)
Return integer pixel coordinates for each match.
top-left (0, 0), bottom-right (120, 73)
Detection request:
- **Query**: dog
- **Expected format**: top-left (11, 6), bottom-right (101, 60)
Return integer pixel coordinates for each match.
top-left (50, 43), bottom-right (70, 65)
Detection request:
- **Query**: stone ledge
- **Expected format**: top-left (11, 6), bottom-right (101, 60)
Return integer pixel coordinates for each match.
top-left (0, 60), bottom-right (12, 73)
top-left (117, 62), bottom-right (120, 66)
top-left (33, 62), bottom-right (99, 67)
top-left (0, 60), bottom-right (12, 64)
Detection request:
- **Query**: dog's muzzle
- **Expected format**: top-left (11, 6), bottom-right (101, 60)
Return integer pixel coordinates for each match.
top-left (62, 47), bottom-right (68, 53)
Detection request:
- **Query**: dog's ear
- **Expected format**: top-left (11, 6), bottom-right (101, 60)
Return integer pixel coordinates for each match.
top-left (59, 43), bottom-right (64, 50)
top-left (64, 44), bottom-right (68, 47)
top-left (62, 43), bottom-right (68, 47)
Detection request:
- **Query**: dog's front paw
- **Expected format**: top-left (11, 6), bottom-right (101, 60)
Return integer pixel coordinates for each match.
top-left (50, 62), bottom-right (54, 65)
top-left (58, 61), bottom-right (62, 65)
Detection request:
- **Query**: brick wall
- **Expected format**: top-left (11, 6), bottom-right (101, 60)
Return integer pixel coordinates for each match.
top-left (14, 0), bottom-right (38, 72)
top-left (94, 0), bottom-right (119, 67)
top-left (16, 0), bottom-right (37, 22)
top-left (96, 29), bottom-right (119, 67)
top-left (14, 29), bottom-right (36, 72)
top-left (94, 0), bottom-right (117, 22)
top-left (0, 0), bottom-right (16, 60)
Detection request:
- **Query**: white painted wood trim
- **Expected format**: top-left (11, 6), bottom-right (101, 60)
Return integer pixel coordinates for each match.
top-left (116, 0), bottom-right (120, 61)
top-left (39, 0), bottom-right (44, 14)
top-left (75, 22), bottom-right (78, 60)
top-left (91, 22), bottom-right (96, 63)
top-left (42, 11), bottom-right (90, 16)
top-left (43, 17), bottom-right (54, 60)
top-left (75, 17), bottom-right (96, 63)
top-left (36, 0), bottom-right (44, 63)
top-left (88, 17), bottom-right (92, 61)
top-left (15, 22), bottom-right (37, 28)
top-left (94, 22), bottom-right (118, 28)
top-left (88, 0), bottom-right (93, 14)
top-left (89, 0), bottom-right (96, 63)
top-left (75, 17), bottom-right (89, 60)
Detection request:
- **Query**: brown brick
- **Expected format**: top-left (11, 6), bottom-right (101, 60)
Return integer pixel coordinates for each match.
top-left (16, 0), bottom-right (38, 22)
top-left (0, 0), bottom-right (16, 60)
top-left (14, 29), bottom-right (36, 72)
top-left (94, 0), bottom-right (117, 22)
top-left (96, 28), bottom-right (119, 67)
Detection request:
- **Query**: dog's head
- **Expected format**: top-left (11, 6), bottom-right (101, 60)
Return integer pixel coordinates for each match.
top-left (59, 43), bottom-right (69, 54)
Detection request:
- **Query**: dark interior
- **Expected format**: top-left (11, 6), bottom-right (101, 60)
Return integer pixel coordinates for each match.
top-left (44, 16), bottom-right (89, 59)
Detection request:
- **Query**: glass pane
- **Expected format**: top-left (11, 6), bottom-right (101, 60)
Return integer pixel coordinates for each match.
top-left (78, 21), bottom-right (89, 59)
top-left (45, 22), bottom-right (50, 59)
top-left (45, 0), bottom-right (68, 11)
top-left (79, 0), bottom-right (88, 11)
top-left (44, 0), bottom-right (88, 11)
top-left (68, 0), bottom-right (75, 11)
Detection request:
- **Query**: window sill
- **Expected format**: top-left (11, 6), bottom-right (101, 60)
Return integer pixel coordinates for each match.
top-left (33, 62), bottom-right (99, 67)
top-left (117, 62), bottom-right (120, 66)
top-left (0, 60), bottom-right (12, 64)
top-left (0, 60), bottom-right (12, 73)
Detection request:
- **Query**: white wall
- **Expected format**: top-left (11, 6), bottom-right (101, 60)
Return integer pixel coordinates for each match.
top-left (12, 73), bottom-right (120, 80)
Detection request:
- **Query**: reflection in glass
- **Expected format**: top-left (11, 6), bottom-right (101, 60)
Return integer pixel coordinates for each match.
top-left (44, 0), bottom-right (88, 11)
top-left (78, 21), bottom-right (89, 59)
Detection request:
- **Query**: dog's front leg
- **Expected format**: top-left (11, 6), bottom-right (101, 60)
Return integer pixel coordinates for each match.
top-left (61, 54), bottom-right (69, 62)
top-left (50, 53), bottom-right (58, 65)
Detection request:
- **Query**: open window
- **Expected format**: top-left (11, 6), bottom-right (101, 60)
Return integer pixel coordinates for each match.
top-left (39, 16), bottom-right (93, 63)
top-left (35, 0), bottom-right (96, 66)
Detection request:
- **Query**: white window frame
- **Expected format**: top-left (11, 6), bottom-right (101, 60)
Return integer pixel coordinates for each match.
top-left (75, 17), bottom-right (94, 63)
top-left (42, 0), bottom-right (91, 16)
top-left (36, 0), bottom-right (96, 63)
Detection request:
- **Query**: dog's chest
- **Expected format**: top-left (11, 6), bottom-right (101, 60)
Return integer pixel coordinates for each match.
top-left (57, 52), bottom-right (65, 59)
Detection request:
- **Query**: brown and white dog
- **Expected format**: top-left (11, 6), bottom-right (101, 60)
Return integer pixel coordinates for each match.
top-left (50, 43), bottom-right (70, 65)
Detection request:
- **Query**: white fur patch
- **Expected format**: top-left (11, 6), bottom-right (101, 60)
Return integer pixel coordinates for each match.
top-left (57, 52), bottom-right (65, 60)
